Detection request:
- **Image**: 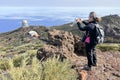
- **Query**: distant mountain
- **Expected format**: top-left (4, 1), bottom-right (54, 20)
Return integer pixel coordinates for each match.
top-left (52, 15), bottom-right (120, 43)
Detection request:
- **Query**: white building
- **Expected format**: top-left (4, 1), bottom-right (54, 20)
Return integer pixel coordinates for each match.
top-left (22, 20), bottom-right (29, 27)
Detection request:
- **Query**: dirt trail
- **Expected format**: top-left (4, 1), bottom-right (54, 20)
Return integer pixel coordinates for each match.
top-left (76, 50), bottom-right (120, 80)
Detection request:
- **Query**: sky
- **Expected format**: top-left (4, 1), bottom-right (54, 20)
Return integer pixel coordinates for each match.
top-left (0, 0), bottom-right (120, 7)
top-left (0, 0), bottom-right (120, 33)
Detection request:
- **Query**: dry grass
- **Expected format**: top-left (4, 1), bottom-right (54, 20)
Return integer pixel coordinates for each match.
top-left (0, 56), bottom-right (77, 80)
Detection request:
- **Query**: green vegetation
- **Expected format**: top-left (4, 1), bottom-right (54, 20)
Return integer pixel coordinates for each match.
top-left (0, 59), bottom-right (9, 70)
top-left (0, 38), bottom-right (77, 80)
top-left (104, 37), bottom-right (120, 43)
top-left (0, 46), bottom-right (13, 52)
top-left (16, 42), bottom-right (44, 51)
top-left (97, 43), bottom-right (120, 52)
top-left (0, 39), bottom-right (44, 71)
top-left (0, 40), bottom-right (43, 56)
top-left (13, 55), bottom-right (25, 67)
top-left (0, 56), bottom-right (77, 80)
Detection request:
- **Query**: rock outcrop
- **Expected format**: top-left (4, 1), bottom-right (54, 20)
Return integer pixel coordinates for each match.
top-left (37, 29), bottom-right (87, 80)
top-left (37, 29), bottom-right (85, 61)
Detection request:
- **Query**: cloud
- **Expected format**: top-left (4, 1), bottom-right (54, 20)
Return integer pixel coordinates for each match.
top-left (0, 7), bottom-right (120, 23)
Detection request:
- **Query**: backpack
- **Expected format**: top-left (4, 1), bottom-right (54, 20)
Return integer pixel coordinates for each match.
top-left (94, 24), bottom-right (104, 44)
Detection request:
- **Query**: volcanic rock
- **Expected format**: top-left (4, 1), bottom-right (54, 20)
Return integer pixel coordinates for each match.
top-left (37, 29), bottom-right (85, 61)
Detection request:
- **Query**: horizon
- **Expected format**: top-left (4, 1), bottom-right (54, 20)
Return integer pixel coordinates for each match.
top-left (0, 7), bottom-right (120, 33)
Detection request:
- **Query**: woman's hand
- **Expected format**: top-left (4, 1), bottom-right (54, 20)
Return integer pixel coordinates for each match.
top-left (76, 18), bottom-right (82, 23)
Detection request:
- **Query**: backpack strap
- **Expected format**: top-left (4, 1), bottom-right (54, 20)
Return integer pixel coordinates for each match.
top-left (94, 24), bottom-right (102, 37)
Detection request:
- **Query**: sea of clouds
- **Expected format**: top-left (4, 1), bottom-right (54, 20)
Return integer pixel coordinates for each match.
top-left (0, 7), bottom-right (120, 33)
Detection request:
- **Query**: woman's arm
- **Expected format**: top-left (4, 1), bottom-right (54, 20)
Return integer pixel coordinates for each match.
top-left (82, 20), bottom-right (89, 25)
top-left (77, 22), bottom-right (89, 31)
top-left (76, 18), bottom-right (90, 31)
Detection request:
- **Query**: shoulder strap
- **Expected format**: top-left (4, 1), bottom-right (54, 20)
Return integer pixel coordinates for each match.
top-left (94, 24), bottom-right (102, 37)
top-left (95, 24), bottom-right (103, 29)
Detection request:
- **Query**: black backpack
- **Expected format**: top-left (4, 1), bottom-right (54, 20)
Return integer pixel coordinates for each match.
top-left (94, 24), bottom-right (104, 44)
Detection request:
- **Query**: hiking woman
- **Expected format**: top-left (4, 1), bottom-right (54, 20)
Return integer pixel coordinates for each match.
top-left (76, 12), bottom-right (101, 71)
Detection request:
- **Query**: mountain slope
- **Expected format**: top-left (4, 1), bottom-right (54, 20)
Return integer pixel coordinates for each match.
top-left (0, 26), bottom-right (48, 46)
top-left (100, 15), bottom-right (120, 38)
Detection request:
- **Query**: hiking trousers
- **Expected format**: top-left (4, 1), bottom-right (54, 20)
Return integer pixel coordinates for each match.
top-left (85, 43), bottom-right (97, 67)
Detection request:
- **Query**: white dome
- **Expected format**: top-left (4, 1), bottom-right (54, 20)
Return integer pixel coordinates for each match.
top-left (22, 20), bottom-right (29, 27)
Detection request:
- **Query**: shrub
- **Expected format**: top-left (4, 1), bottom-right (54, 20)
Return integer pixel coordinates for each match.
top-left (13, 55), bottom-right (24, 67)
top-left (41, 56), bottom-right (77, 80)
top-left (97, 44), bottom-right (120, 51)
top-left (0, 59), bottom-right (10, 70)
top-left (1, 56), bottom-right (77, 80)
